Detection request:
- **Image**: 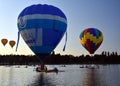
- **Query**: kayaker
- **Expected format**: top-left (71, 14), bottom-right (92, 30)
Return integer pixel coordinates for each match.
top-left (54, 67), bottom-right (58, 73)
top-left (40, 64), bottom-right (47, 70)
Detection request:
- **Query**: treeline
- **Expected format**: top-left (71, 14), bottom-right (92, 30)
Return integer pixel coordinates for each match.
top-left (0, 51), bottom-right (120, 65)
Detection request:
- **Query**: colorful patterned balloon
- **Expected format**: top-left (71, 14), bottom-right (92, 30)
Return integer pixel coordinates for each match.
top-left (16, 4), bottom-right (67, 60)
top-left (80, 28), bottom-right (103, 54)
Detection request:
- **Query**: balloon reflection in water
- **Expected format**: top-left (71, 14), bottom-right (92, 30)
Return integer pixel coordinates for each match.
top-left (30, 73), bottom-right (56, 86)
top-left (82, 67), bottom-right (106, 86)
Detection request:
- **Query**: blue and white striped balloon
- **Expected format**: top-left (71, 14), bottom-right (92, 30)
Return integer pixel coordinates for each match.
top-left (16, 4), bottom-right (67, 59)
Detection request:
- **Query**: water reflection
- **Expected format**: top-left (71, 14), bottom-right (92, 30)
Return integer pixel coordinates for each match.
top-left (0, 66), bottom-right (13, 86)
top-left (0, 65), bottom-right (120, 86)
top-left (83, 67), bottom-right (106, 86)
top-left (31, 73), bottom-right (56, 86)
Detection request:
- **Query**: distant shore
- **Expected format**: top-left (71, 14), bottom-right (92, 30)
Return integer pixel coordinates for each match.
top-left (0, 51), bottom-right (120, 65)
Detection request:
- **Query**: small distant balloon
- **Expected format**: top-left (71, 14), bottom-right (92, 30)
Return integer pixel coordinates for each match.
top-left (9, 40), bottom-right (16, 48)
top-left (1, 38), bottom-right (8, 46)
top-left (79, 28), bottom-right (103, 54)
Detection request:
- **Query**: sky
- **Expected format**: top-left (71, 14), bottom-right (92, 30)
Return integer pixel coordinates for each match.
top-left (0, 0), bottom-right (120, 56)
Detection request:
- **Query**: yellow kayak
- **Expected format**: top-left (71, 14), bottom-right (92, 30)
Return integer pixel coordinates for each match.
top-left (36, 67), bottom-right (58, 73)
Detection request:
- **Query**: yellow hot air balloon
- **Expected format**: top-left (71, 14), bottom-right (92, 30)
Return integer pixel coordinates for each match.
top-left (9, 40), bottom-right (16, 48)
top-left (1, 38), bottom-right (8, 46)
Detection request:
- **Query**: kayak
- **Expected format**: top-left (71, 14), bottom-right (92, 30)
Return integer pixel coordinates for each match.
top-left (36, 69), bottom-right (56, 73)
top-left (35, 67), bottom-right (65, 73)
top-left (36, 67), bottom-right (59, 73)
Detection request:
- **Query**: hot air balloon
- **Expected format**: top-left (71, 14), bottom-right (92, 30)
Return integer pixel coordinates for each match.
top-left (1, 38), bottom-right (8, 46)
top-left (16, 4), bottom-right (67, 61)
top-left (9, 40), bottom-right (16, 48)
top-left (80, 28), bottom-right (103, 54)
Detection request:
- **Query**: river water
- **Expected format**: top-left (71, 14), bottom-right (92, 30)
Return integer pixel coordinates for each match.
top-left (0, 64), bottom-right (120, 86)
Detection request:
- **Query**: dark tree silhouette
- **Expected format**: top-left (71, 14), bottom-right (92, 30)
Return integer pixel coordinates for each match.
top-left (0, 51), bottom-right (120, 65)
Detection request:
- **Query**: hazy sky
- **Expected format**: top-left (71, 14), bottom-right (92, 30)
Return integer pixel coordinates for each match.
top-left (0, 0), bottom-right (120, 56)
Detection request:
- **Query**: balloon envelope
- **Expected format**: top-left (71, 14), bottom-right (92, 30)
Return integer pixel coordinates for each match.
top-left (9, 40), bottom-right (16, 48)
top-left (1, 38), bottom-right (8, 46)
top-left (17, 4), bottom-right (67, 60)
top-left (80, 28), bottom-right (103, 54)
